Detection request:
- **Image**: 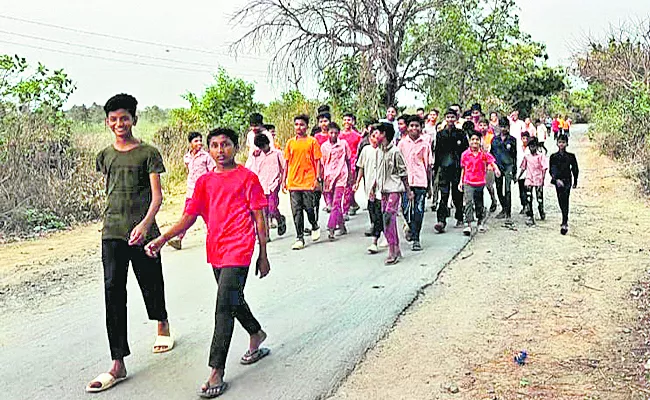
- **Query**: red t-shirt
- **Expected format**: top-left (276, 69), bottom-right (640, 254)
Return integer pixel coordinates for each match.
top-left (186, 165), bottom-right (267, 268)
top-left (339, 129), bottom-right (362, 167)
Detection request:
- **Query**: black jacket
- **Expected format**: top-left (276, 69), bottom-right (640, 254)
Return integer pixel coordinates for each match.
top-left (490, 134), bottom-right (518, 170)
top-left (434, 127), bottom-right (468, 171)
top-left (550, 151), bottom-right (579, 186)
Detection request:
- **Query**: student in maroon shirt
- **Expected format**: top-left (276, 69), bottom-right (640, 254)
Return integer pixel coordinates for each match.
top-left (145, 128), bottom-right (271, 398)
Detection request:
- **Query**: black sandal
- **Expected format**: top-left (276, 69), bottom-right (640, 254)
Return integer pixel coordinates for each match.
top-left (199, 381), bottom-right (228, 398)
top-left (240, 347), bottom-right (271, 365)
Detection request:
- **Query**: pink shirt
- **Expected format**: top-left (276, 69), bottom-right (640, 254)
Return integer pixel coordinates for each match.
top-left (321, 140), bottom-right (351, 192)
top-left (314, 131), bottom-right (330, 146)
top-left (246, 129), bottom-right (275, 157)
top-left (525, 123), bottom-right (537, 137)
top-left (521, 153), bottom-right (548, 187)
top-left (245, 148), bottom-right (285, 195)
top-left (397, 135), bottom-right (432, 188)
top-left (184, 149), bottom-right (217, 198)
top-left (460, 149), bottom-right (496, 187)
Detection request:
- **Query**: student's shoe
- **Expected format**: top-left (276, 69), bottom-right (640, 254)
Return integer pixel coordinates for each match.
top-left (167, 238), bottom-right (182, 250)
top-left (344, 214), bottom-right (350, 222)
top-left (349, 205), bottom-right (360, 216)
top-left (454, 220), bottom-right (464, 228)
top-left (378, 237), bottom-right (389, 248)
top-left (364, 227), bottom-right (374, 237)
top-left (434, 222), bottom-right (446, 233)
top-left (525, 218), bottom-right (535, 226)
top-left (489, 203), bottom-right (497, 213)
top-left (304, 228), bottom-right (311, 235)
top-left (292, 240), bottom-right (305, 250)
top-left (311, 227), bottom-right (321, 242)
top-left (478, 223), bottom-right (487, 233)
top-left (539, 211), bottom-right (546, 221)
top-left (277, 216), bottom-right (287, 236)
top-left (367, 243), bottom-right (379, 254)
top-left (560, 225), bottom-right (569, 235)
top-left (463, 224), bottom-right (472, 236)
top-left (328, 229), bottom-right (336, 241)
top-left (403, 223), bottom-right (412, 242)
top-left (495, 211), bottom-right (506, 219)
top-left (411, 241), bottom-right (422, 251)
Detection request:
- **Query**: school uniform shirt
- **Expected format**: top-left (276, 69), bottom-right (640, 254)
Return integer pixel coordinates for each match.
top-left (356, 145), bottom-right (381, 199)
top-left (313, 131), bottom-right (330, 146)
top-left (434, 126), bottom-right (469, 171)
top-left (339, 129), bottom-right (362, 169)
top-left (284, 135), bottom-right (322, 191)
top-left (321, 140), bottom-right (351, 192)
top-left (521, 153), bottom-right (548, 187)
top-left (525, 123), bottom-right (537, 137)
top-left (460, 149), bottom-right (496, 187)
top-left (550, 151), bottom-right (579, 186)
top-left (508, 116), bottom-right (527, 151)
top-left (184, 149), bottom-right (217, 199)
top-left (398, 134), bottom-right (432, 188)
top-left (536, 125), bottom-right (548, 142)
top-left (245, 149), bottom-right (285, 195)
top-left (517, 145), bottom-right (531, 180)
top-left (490, 135), bottom-right (518, 171)
top-left (551, 119), bottom-right (560, 133)
top-left (377, 143), bottom-right (408, 194)
top-left (186, 165), bottom-right (267, 268)
top-left (246, 129), bottom-right (275, 157)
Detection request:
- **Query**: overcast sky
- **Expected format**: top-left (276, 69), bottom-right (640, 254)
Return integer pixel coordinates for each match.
top-left (1, 0), bottom-right (649, 108)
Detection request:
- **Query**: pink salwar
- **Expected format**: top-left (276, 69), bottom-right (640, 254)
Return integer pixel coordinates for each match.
top-left (324, 186), bottom-right (345, 230)
top-left (381, 192), bottom-right (402, 258)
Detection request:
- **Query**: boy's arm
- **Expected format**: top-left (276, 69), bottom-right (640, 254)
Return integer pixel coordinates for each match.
top-left (354, 167), bottom-right (364, 191)
top-left (572, 154), bottom-right (579, 187)
top-left (145, 212), bottom-right (198, 257)
top-left (129, 173), bottom-right (163, 246)
top-left (517, 158), bottom-right (526, 181)
top-left (458, 167), bottom-right (465, 192)
top-left (252, 209), bottom-right (270, 278)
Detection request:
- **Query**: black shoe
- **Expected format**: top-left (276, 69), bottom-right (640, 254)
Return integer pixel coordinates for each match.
top-left (364, 228), bottom-right (373, 237)
top-left (495, 211), bottom-right (506, 219)
top-left (539, 211), bottom-right (546, 221)
top-left (489, 203), bottom-right (497, 213)
top-left (304, 228), bottom-right (311, 234)
top-left (277, 216), bottom-right (287, 236)
top-left (560, 225), bottom-right (568, 235)
top-left (412, 241), bottom-right (422, 251)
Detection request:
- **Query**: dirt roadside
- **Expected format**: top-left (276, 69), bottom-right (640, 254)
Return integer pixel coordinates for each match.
top-left (330, 131), bottom-right (650, 399)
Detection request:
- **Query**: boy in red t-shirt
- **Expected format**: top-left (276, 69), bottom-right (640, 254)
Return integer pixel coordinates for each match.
top-left (145, 128), bottom-right (271, 398)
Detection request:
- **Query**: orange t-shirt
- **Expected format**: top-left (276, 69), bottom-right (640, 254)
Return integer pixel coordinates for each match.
top-left (284, 135), bottom-right (322, 191)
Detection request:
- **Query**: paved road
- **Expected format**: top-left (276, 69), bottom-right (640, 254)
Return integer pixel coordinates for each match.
top-left (0, 190), bottom-right (470, 399)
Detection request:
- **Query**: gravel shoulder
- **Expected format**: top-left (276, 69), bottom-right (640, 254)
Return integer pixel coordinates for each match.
top-left (331, 127), bottom-right (650, 400)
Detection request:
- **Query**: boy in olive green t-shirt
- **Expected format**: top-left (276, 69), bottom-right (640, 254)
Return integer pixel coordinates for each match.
top-left (86, 94), bottom-right (173, 393)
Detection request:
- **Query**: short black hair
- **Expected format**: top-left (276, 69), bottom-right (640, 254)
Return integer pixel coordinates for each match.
top-left (471, 103), bottom-right (482, 112)
top-left (378, 122), bottom-right (396, 142)
top-left (521, 131), bottom-right (531, 138)
top-left (249, 113), bottom-right (264, 126)
top-left (498, 117), bottom-right (510, 128)
top-left (188, 131), bottom-right (202, 143)
top-left (417, 107), bottom-right (425, 112)
top-left (104, 93), bottom-right (137, 117)
top-left (462, 110), bottom-right (472, 118)
top-left (462, 121), bottom-right (475, 132)
top-left (263, 124), bottom-right (275, 131)
top-left (364, 118), bottom-right (378, 128)
top-left (468, 130), bottom-right (482, 139)
top-left (318, 112), bottom-right (331, 121)
top-left (527, 137), bottom-right (539, 147)
top-left (253, 132), bottom-right (271, 149)
top-left (445, 108), bottom-right (458, 117)
top-left (295, 114), bottom-right (310, 125)
top-left (407, 115), bottom-right (422, 126)
top-left (397, 114), bottom-right (410, 122)
top-left (431, 108), bottom-right (440, 115)
top-left (328, 122), bottom-right (341, 131)
top-left (478, 117), bottom-right (489, 125)
top-left (343, 112), bottom-right (355, 119)
top-left (317, 104), bottom-right (331, 114)
top-left (557, 134), bottom-right (569, 143)
top-left (207, 128), bottom-right (239, 148)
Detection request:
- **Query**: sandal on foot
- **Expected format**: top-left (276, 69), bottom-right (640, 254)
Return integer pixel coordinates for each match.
top-left (199, 381), bottom-right (229, 398)
top-left (152, 334), bottom-right (174, 354)
top-left (384, 256), bottom-right (400, 265)
top-left (240, 347), bottom-right (271, 365)
top-left (85, 372), bottom-right (127, 393)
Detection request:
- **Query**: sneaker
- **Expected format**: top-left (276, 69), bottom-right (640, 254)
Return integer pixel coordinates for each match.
top-left (344, 214), bottom-right (350, 222)
top-left (463, 224), bottom-right (472, 236)
top-left (411, 241), bottom-right (423, 251)
top-left (454, 220), bottom-right (464, 228)
top-left (489, 203), bottom-right (497, 213)
top-left (350, 204), bottom-right (360, 214)
top-left (378, 237), bottom-right (389, 248)
top-left (292, 240), bottom-right (305, 250)
top-left (364, 227), bottom-right (374, 237)
top-left (367, 243), bottom-right (379, 254)
top-left (311, 227), bottom-right (321, 242)
top-left (478, 223), bottom-right (487, 233)
top-left (539, 211), bottom-right (546, 221)
top-left (434, 222), bottom-right (446, 233)
top-left (560, 225), bottom-right (568, 235)
top-left (167, 238), bottom-right (182, 250)
top-left (277, 216), bottom-right (287, 236)
top-left (525, 218), bottom-right (535, 226)
top-left (504, 218), bottom-right (514, 227)
top-left (495, 211), bottom-right (506, 219)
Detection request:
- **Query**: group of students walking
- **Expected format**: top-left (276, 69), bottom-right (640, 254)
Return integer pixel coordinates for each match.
top-left (86, 93), bottom-right (580, 398)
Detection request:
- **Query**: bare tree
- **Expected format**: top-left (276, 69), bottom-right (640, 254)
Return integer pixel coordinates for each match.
top-left (231, 0), bottom-right (443, 107)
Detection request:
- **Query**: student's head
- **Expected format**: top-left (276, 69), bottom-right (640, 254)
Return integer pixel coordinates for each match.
top-left (490, 111), bottom-right (499, 123)
top-left (253, 132), bottom-right (271, 153)
top-left (407, 115), bottom-right (422, 139)
top-left (416, 107), bottom-right (425, 119)
top-left (462, 110), bottom-right (472, 119)
top-left (328, 122), bottom-right (341, 142)
top-left (188, 131), bottom-right (203, 152)
top-left (318, 112), bottom-right (331, 131)
top-left (498, 117), bottom-right (510, 135)
top-left (527, 137), bottom-right (539, 154)
top-left (462, 120), bottom-right (475, 133)
top-left (428, 109), bottom-right (439, 124)
top-left (376, 122), bottom-right (395, 145)
top-left (468, 130), bottom-right (482, 150)
top-left (343, 113), bottom-right (355, 130)
top-left (104, 93), bottom-right (138, 138)
top-left (534, 119), bottom-right (541, 125)
top-left (317, 104), bottom-right (331, 114)
top-left (397, 114), bottom-right (409, 134)
top-left (294, 114), bottom-right (310, 136)
top-left (557, 134), bottom-right (568, 150)
top-left (470, 103), bottom-right (482, 120)
top-left (445, 108), bottom-right (458, 125)
top-left (249, 113), bottom-right (264, 134)
top-left (511, 110), bottom-right (520, 120)
top-left (478, 118), bottom-right (489, 133)
top-left (368, 127), bottom-right (379, 147)
top-left (450, 104), bottom-right (462, 117)
top-left (263, 124), bottom-right (276, 137)
top-left (207, 128), bottom-right (239, 167)
top-left (521, 131), bottom-right (530, 146)
top-left (524, 117), bottom-right (532, 125)
top-left (386, 106), bottom-right (397, 121)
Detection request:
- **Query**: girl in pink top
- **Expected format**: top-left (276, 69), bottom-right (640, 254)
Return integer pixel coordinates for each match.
top-left (518, 137), bottom-right (548, 226)
top-left (320, 123), bottom-right (352, 240)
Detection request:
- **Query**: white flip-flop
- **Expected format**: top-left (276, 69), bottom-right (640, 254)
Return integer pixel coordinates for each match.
top-left (85, 372), bottom-right (127, 393)
top-left (152, 335), bottom-right (174, 354)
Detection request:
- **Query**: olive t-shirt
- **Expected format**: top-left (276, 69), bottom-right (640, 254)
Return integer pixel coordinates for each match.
top-left (96, 143), bottom-right (165, 241)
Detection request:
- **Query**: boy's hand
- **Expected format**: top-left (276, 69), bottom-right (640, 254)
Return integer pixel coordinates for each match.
top-left (572, 182), bottom-right (577, 189)
top-left (353, 182), bottom-right (360, 192)
top-left (256, 256), bottom-right (270, 279)
top-left (458, 183), bottom-right (464, 192)
top-left (369, 191), bottom-right (376, 201)
top-left (427, 187), bottom-right (433, 199)
top-left (128, 222), bottom-right (149, 246)
top-left (556, 180), bottom-right (565, 188)
top-left (144, 236), bottom-right (166, 258)
top-left (407, 189), bottom-right (415, 201)
top-left (495, 168), bottom-right (502, 178)
top-left (282, 182), bottom-right (288, 194)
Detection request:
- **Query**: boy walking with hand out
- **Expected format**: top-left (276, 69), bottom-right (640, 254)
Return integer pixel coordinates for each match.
top-left (518, 137), bottom-right (548, 226)
top-left (145, 128), bottom-right (271, 399)
top-left (87, 93), bottom-right (172, 393)
top-left (321, 122), bottom-right (352, 239)
top-left (550, 134), bottom-right (579, 235)
top-left (398, 115), bottom-right (433, 251)
top-left (490, 118), bottom-right (518, 225)
top-left (354, 127), bottom-right (383, 253)
top-left (459, 131), bottom-right (501, 235)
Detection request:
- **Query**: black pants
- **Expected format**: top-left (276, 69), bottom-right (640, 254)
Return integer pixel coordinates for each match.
top-left (102, 239), bottom-right (168, 360)
top-left (209, 267), bottom-right (261, 369)
top-left (290, 190), bottom-right (318, 240)
top-left (538, 141), bottom-right (548, 155)
top-left (313, 190), bottom-right (322, 223)
top-left (555, 183), bottom-right (571, 225)
top-left (525, 185), bottom-right (545, 221)
top-left (368, 198), bottom-right (383, 238)
top-left (495, 165), bottom-right (515, 217)
top-left (437, 167), bottom-right (463, 224)
top-left (401, 187), bottom-right (427, 241)
top-left (517, 179), bottom-right (527, 208)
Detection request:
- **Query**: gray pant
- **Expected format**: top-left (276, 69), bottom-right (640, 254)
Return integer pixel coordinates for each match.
top-left (463, 184), bottom-right (485, 224)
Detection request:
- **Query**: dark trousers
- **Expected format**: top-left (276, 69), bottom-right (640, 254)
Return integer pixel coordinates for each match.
top-left (401, 187), bottom-right (427, 241)
top-left (102, 239), bottom-right (168, 360)
top-left (517, 179), bottom-right (527, 208)
top-left (525, 185), bottom-right (545, 220)
top-left (437, 167), bottom-right (463, 224)
top-left (209, 267), bottom-right (261, 369)
top-left (368, 198), bottom-right (383, 238)
top-left (555, 183), bottom-right (571, 225)
top-left (463, 184), bottom-right (485, 224)
top-left (290, 190), bottom-right (318, 240)
top-left (495, 165), bottom-right (515, 217)
top-left (314, 190), bottom-right (322, 223)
